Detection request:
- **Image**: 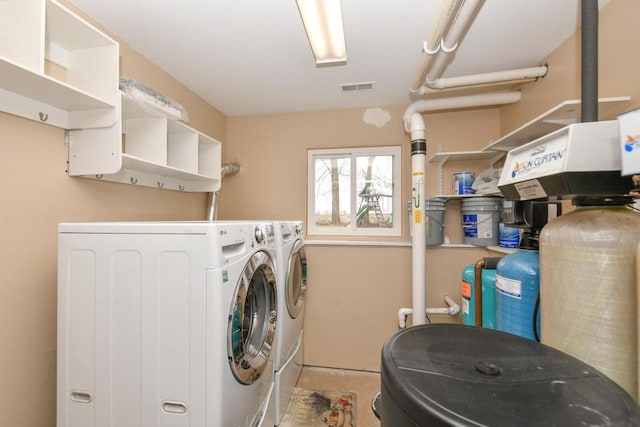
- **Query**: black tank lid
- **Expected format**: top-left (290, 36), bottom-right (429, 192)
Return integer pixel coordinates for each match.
top-left (381, 324), bottom-right (640, 426)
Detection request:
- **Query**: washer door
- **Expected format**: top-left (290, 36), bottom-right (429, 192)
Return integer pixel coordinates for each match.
top-left (286, 239), bottom-right (307, 319)
top-left (229, 250), bottom-right (277, 385)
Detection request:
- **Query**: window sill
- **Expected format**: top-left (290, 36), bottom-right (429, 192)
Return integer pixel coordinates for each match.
top-left (304, 241), bottom-right (515, 249)
top-left (304, 239), bottom-right (411, 247)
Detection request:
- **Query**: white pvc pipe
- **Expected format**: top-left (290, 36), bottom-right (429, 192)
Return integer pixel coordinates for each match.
top-left (403, 91), bottom-right (522, 133)
top-left (411, 149), bottom-right (427, 325)
top-left (425, 65), bottom-right (549, 91)
top-left (427, 0), bottom-right (485, 84)
top-left (397, 307), bottom-right (413, 329)
top-left (403, 91), bottom-right (520, 328)
top-left (410, 0), bottom-right (463, 91)
top-left (397, 296), bottom-right (461, 329)
top-left (418, 79), bottom-right (541, 96)
top-left (411, 1), bottom-right (546, 96)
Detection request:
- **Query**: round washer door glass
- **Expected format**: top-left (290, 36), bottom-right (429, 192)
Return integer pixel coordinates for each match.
top-left (229, 250), bottom-right (277, 385)
top-left (286, 240), bottom-right (307, 319)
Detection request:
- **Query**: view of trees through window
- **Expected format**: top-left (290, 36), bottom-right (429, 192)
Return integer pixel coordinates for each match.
top-left (312, 149), bottom-right (396, 231)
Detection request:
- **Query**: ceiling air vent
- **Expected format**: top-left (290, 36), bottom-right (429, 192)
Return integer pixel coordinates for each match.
top-left (340, 81), bottom-right (375, 92)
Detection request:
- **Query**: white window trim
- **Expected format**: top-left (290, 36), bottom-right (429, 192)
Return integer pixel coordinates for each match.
top-left (307, 146), bottom-right (402, 237)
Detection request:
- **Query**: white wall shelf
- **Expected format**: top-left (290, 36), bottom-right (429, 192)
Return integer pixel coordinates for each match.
top-left (428, 150), bottom-right (505, 164)
top-left (0, 0), bottom-right (119, 129)
top-left (436, 193), bottom-right (502, 199)
top-left (429, 150), bottom-right (505, 197)
top-left (67, 96), bottom-right (222, 192)
top-left (487, 246), bottom-right (518, 255)
top-left (482, 96), bottom-right (631, 152)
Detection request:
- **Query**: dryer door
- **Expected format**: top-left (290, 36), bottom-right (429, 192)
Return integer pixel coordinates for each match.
top-left (229, 250), bottom-right (277, 385)
top-left (286, 239), bottom-right (307, 319)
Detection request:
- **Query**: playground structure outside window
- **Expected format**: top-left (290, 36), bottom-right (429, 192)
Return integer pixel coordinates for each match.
top-left (307, 146), bottom-right (402, 237)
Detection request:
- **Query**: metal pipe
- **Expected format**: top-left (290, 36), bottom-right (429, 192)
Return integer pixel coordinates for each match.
top-left (206, 162), bottom-right (241, 221)
top-left (474, 259), bottom-right (485, 327)
top-left (581, 0), bottom-right (598, 122)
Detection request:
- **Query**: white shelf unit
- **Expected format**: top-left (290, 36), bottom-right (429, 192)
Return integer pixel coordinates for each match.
top-left (429, 150), bottom-right (505, 197)
top-left (482, 96), bottom-right (631, 152)
top-left (0, 0), bottom-right (119, 129)
top-left (67, 97), bottom-right (222, 192)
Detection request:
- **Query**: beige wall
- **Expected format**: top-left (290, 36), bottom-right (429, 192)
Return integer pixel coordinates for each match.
top-left (222, 106), bottom-right (503, 370)
top-left (3, 0), bottom-right (639, 425)
top-left (222, 0), bottom-right (640, 372)
top-left (501, 0), bottom-right (640, 132)
top-left (0, 2), bottom-right (227, 427)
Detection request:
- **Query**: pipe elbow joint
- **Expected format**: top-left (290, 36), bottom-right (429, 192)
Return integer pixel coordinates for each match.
top-left (398, 307), bottom-right (412, 329)
top-left (426, 77), bottom-right (445, 90)
top-left (403, 112), bottom-right (426, 139)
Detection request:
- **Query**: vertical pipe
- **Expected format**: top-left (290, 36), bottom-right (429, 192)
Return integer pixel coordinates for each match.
top-left (206, 163), bottom-right (241, 221)
top-left (581, 0), bottom-right (598, 122)
top-left (411, 138), bottom-right (427, 326)
top-left (474, 259), bottom-right (485, 327)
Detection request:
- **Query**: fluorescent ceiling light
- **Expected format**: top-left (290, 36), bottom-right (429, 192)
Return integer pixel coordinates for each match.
top-left (296, 0), bottom-right (347, 66)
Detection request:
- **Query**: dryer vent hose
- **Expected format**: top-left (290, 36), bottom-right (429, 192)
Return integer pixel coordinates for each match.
top-left (207, 163), bottom-right (241, 221)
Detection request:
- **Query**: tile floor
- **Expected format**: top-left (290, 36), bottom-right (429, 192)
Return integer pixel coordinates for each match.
top-left (296, 366), bottom-right (381, 427)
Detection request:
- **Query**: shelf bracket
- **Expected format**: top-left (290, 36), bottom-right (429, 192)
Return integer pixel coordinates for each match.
top-left (436, 142), bottom-right (446, 196)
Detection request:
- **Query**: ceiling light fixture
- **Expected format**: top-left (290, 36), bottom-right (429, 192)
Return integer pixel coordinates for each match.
top-left (296, 0), bottom-right (347, 66)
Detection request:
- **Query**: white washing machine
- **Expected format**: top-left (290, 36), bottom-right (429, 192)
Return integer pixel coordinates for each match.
top-left (272, 221), bottom-right (307, 425)
top-left (57, 221), bottom-right (278, 427)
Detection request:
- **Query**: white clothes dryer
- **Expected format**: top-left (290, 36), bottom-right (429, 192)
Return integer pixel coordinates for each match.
top-left (272, 221), bottom-right (307, 425)
top-left (57, 221), bottom-right (278, 427)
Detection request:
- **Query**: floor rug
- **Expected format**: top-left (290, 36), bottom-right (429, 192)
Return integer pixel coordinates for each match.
top-left (280, 388), bottom-right (357, 427)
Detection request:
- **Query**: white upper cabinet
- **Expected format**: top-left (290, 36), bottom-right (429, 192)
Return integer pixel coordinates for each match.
top-left (0, 0), bottom-right (119, 129)
top-left (67, 95), bottom-right (222, 192)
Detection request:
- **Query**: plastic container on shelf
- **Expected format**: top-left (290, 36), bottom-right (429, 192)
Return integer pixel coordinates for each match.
top-left (407, 198), bottom-right (446, 246)
top-left (453, 172), bottom-right (475, 195)
top-left (424, 198), bottom-right (446, 246)
top-left (499, 222), bottom-right (521, 248)
top-left (461, 197), bottom-right (500, 246)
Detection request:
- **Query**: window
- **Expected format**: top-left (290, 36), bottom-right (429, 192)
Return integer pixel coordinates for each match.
top-left (307, 146), bottom-right (402, 236)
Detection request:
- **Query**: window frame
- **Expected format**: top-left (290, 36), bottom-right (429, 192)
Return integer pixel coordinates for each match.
top-left (307, 145), bottom-right (402, 237)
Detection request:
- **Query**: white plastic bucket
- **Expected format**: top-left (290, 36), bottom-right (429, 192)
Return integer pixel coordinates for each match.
top-left (461, 197), bottom-right (501, 246)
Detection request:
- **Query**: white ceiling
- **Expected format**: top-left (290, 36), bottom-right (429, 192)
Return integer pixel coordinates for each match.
top-left (67, 0), bottom-right (608, 117)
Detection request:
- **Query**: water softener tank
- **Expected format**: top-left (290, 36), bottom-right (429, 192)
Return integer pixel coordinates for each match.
top-left (461, 258), bottom-right (498, 329)
top-left (540, 196), bottom-right (640, 401)
top-left (496, 231), bottom-right (540, 341)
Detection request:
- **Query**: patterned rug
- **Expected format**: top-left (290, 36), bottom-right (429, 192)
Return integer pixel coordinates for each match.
top-left (280, 388), bottom-right (357, 427)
